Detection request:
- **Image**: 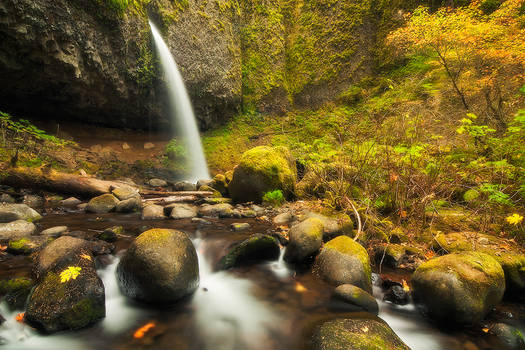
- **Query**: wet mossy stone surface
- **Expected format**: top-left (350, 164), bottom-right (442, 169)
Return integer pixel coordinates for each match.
top-left (284, 217), bottom-right (324, 263)
top-left (7, 236), bottom-right (49, 255)
top-left (217, 234), bottom-right (280, 270)
top-left (25, 250), bottom-right (105, 333)
top-left (311, 317), bottom-right (410, 350)
top-left (117, 229), bottom-right (199, 304)
top-left (333, 284), bottom-right (379, 315)
top-left (229, 146), bottom-right (297, 203)
top-left (0, 277), bottom-right (34, 310)
top-left (313, 236), bottom-right (372, 293)
top-left (493, 253), bottom-right (525, 295)
top-left (33, 236), bottom-right (90, 280)
top-left (412, 251), bottom-right (505, 325)
top-left (86, 194), bottom-right (119, 214)
top-left (0, 203), bottom-right (42, 223)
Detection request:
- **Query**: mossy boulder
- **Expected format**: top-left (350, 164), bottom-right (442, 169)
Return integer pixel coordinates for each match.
top-left (0, 219), bottom-right (37, 240)
top-left (284, 218), bottom-right (324, 263)
top-left (33, 236), bottom-right (90, 280)
top-left (116, 229), bottom-right (199, 304)
top-left (0, 277), bottom-right (34, 310)
top-left (217, 234), bottom-right (280, 270)
top-left (373, 244), bottom-right (407, 269)
top-left (115, 197), bottom-right (141, 213)
top-left (312, 318), bottom-right (409, 350)
top-left (463, 189), bottom-right (480, 203)
top-left (493, 253), bottom-right (525, 295)
top-left (111, 187), bottom-right (140, 201)
top-left (210, 174), bottom-right (229, 197)
top-left (425, 207), bottom-right (479, 231)
top-left (0, 203), bottom-right (42, 223)
top-left (98, 226), bottom-right (123, 243)
top-left (7, 236), bottom-right (48, 255)
top-left (141, 204), bottom-right (165, 220)
top-left (199, 203), bottom-right (235, 218)
top-left (305, 211), bottom-right (353, 241)
top-left (199, 185), bottom-right (222, 198)
top-left (333, 284), bottom-right (378, 315)
top-left (25, 250), bottom-right (105, 333)
top-left (86, 194), bottom-right (119, 214)
top-left (313, 236), bottom-right (372, 293)
top-left (229, 146), bottom-right (297, 203)
top-left (412, 251), bottom-right (505, 325)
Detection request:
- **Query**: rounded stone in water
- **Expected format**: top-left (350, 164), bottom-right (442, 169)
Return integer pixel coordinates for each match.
top-left (116, 228), bottom-right (199, 304)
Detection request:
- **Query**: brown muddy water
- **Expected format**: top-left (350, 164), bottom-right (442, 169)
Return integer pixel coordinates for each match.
top-left (0, 210), bottom-right (523, 350)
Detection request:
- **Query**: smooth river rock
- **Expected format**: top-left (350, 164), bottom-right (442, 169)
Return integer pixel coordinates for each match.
top-left (0, 220), bottom-right (37, 240)
top-left (0, 203), bottom-right (42, 223)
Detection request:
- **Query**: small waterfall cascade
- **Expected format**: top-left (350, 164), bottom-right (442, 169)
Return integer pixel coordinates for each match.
top-left (149, 21), bottom-right (210, 181)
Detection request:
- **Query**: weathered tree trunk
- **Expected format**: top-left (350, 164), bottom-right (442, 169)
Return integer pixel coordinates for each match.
top-left (0, 166), bottom-right (137, 198)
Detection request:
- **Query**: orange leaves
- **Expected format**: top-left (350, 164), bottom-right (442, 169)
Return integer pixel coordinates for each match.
top-left (15, 313), bottom-right (25, 323)
top-left (402, 279), bottom-right (410, 292)
top-left (80, 253), bottom-right (92, 261)
top-left (424, 250), bottom-right (435, 260)
top-left (294, 282), bottom-right (307, 293)
top-left (133, 322), bottom-right (156, 339)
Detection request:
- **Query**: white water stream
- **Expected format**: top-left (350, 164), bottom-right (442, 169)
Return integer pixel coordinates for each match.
top-left (149, 21), bottom-right (210, 181)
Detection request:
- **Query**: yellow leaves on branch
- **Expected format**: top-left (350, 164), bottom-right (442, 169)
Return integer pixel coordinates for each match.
top-left (506, 213), bottom-right (524, 225)
top-left (60, 266), bottom-right (82, 283)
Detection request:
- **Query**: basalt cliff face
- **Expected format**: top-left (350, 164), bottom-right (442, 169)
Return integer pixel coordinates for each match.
top-left (0, 0), bottom-right (408, 130)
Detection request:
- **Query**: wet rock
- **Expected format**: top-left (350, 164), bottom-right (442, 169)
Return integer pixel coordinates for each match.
top-left (273, 212), bottom-right (294, 225)
top-left (33, 236), bottom-right (90, 280)
top-left (169, 204), bottom-right (198, 220)
top-left (313, 236), bottom-right (372, 293)
top-left (7, 236), bottom-right (49, 255)
top-left (141, 204), bottom-right (165, 220)
top-left (0, 203), bottom-right (42, 223)
top-left (312, 318), bottom-right (409, 350)
top-left (203, 198), bottom-right (231, 205)
top-left (374, 244), bottom-right (406, 269)
top-left (144, 142), bottom-right (155, 150)
top-left (0, 193), bottom-right (15, 203)
top-left (489, 323), bottom-right (525, 349)
top-left (40, 226), bottom-right (68, 237)
top-left (98, 226), bottom-right (122, 243)
top-left (86, 194), bottom-right (119, 214)
top-left (117, 229), bottom-right (199, 304)
top-left (229, 146), bottom-right (297, 203)
top-left (115, 197), bottom-right (142, 213)
top-left (0, 220), bottom-right (37, 240)
top-left (148, 178), bottom-right (167, 187)
top-left (217, 234), bottom-right (280, 270)
top-left (210, 174), bottom-right (228, 197)
top-left (284, 218), bottom-right (323, 263)
top-left (60, 197), bottom-right (82, 206)
top-left (494, 253), bottom-right (525, 295)
top-left (122, 142), bottom-right (130, 150)
top-left (231, 223), bottom-right (250, 231)
top-left (192, 217), bottom-right (212, 226)
top-left (383, 285), bottom-right (410, 306)
top-left (241, 209), bottom-right (257, 218)
top-left (305, 211), bottom-right (353, 240)
top-left (412, 251), bottom-right (505, 325)
top-left (174, 181), bottom-right (196, 191)
top-left (333, 284), bottom-right (379, 315)
top-left (22, 194), bottom-right (44, 208)
top-left (251, 205), bottom-right (265, 215)
top-left (111, 187), bottom-right (140, 201)
top-left (199, 203), bottom-right (234, 218)
top-left (197, 179), bottom-right (214, 189)
top-left (25, 249), bottom-right (105, 333)
top-left (199, 185), bottom-right (222, 198)
top-left (0, 277), bottom-right (34, 310)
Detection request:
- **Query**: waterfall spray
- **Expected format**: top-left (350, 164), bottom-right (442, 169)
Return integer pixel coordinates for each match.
top-left (149, 21), bottom-right (210, 181)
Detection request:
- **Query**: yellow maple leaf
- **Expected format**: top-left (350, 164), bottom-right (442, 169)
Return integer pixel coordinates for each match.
top-left (60, 266), bottom-right (82, 283)
top-left (80, 254), bottom-right (92, 261)
top-left (506, 213), bottom-right (523, 226)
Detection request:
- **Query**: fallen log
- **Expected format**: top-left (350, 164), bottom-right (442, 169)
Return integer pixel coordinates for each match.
top-left (143, 195), bottom-right (201, 205)
top-left (0, 166), bottom-right (137, 198)
top-left (139, 190), bottom-right (213, 197)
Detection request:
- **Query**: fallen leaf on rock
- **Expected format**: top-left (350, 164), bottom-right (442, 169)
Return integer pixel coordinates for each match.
top-left (294, 282), bottom-right (307, 293)
top-left (133, 322), bottom-right (156, 339)
top-left (15, 313), bottom-right (25, 323)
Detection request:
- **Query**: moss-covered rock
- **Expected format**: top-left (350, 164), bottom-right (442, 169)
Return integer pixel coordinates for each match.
top-left (412, 251), bottom-right (505, 325)
top-left (313, 236), bottom-right (372, 293)
top-left (25, 253), bottom-right (105, 333)
top-left (217, 234), bottom-right (280, 270)
top-left (493, 253), bottom-right (525, 295)
top-left (229, 146), bottom-right (297, 203)
top-left (305, 211), bottom-right (353, 241)
top-left (210, 174), bottom-right (229, 197)
top-left (0, 203), bottom-right (42, 223)
top-left (98, 226), bottom-right (123, 243)
top-left (0, 277), bottom-right (34, 310)
top-left (312, 318), bottom-right (409, 350)
top-left (115, 197), bottom-right (142, 213)
top-left (373, 244), bottom-right (407, 269)
top-left (86, 194), bottom-right (119, 214)
top-left (425, 207), bottom-right (480, 231)
top-left (199, 185), bottom-right (222, 198)
top-left (333, 284), bottom-right (379, 315)
top-left (199, 203), bottom-right (235, 218)
top-left (111, 187), bottom-right (140, 201)
top-left (116, 229), bottom-right (199, 304)
top-left (33, 236), bottom-right (90, 280)
top-left (204, 197), bottom-right (232, 205)
top-left (7, 236), bottom-right (48, 255)
top-left (284, 217), bottom-right (324, 263)
top-left (463, 189), bottom-right (480, 203)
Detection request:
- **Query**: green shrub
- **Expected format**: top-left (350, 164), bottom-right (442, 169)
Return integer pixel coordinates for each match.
top-left (262, 190), bottom-right (285, 207)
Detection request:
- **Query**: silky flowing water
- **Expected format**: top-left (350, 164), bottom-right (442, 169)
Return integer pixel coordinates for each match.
top-left (1, 210), bottom-right (521, 349)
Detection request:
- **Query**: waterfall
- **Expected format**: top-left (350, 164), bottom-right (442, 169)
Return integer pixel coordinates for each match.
top-left (149, 21), bottom-right (210, 181)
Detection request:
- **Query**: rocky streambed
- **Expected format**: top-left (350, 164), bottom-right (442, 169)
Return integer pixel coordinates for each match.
top-left (0, 178), bottom-right (524, 350)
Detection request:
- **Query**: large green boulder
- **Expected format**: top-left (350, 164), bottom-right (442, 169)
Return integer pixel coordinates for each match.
top-left (116, 229), bottom-right (199, 304)
top-left (283, 218), bottom-right (324, 263)
top-left (86, 194), bottom-right (119, 214)
top-left (229, 146), bottom-right (297, 203)
top-left (25, 249), bottom-right (105, 333)
top-left (313, 236), bottom-right (372, 293)
top-left (412, 251), bottom-right (505, 325)
top-left (312, 318), bottom-right (409, 350)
